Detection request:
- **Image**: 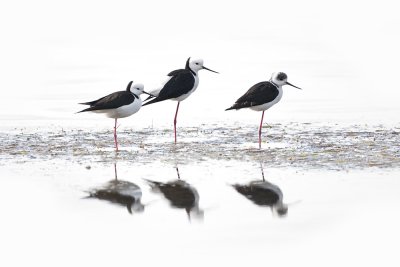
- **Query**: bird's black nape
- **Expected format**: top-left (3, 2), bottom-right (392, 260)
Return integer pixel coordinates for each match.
top-left (126, 81), bottom-right (133, 91)
top-left (185, 57), bottom-right (191, 69)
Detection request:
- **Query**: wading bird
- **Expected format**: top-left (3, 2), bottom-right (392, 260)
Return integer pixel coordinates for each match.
top-left (78, 81), bottom-right (153, 151)
top-left (226, 72), bottom-right (301, 148)
top-left (143, 57), bottom-right (218, 143)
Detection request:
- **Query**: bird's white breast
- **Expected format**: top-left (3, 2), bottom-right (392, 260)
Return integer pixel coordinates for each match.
top-left (250, 86), bottom-right (283, 111)
top-left (104, 98), bottom-right (142, 118)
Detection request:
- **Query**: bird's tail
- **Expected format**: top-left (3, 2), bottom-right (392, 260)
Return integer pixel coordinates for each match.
top-left (142, 97), bottom-right (163, 106)
top-left (79, 101), bottom-right (96, 106)
top-left (143, 179), bottom-right (160, 187)
top-left (143, 89), bottom-right (161, 102)
top-left (225, 103), bottom-right (243, 111)
top-left (143, 179), bottom-right (163, 192)
top-left (143, 95), bottom-right (154, 102)
top-left (81, 191), bottom-right (95, 199)
top-left (76, 106), bottom-right (96, 113)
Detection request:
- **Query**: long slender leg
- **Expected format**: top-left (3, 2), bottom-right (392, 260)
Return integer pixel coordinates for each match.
top-left (174, 102), bottom-right (180, 144)
top-left (114, 118), bottom-right (118, 151)
top-left (260, 162), bottom-right (265, 182)
top-left (114, 163), bottom-right (118, 180)
top-left (258, 111), bottom-right (265, 149)
top-left (176, 167), bottom-right (181, 180)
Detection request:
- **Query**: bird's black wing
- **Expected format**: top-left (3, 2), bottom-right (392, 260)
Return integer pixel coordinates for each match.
top-left (226, 82), bottom-right (279, 110)
top-left (167, 69), bottom-right (186, 77)
top-left (78, 91), bottom-right (136, 112)
top-left (158, 182), bottom-right (196, 209)
top-left (232, 184), bottom-right (279, 206)
top-left (143, 69), bottom-right (195, 106)
top-left (145, 179), bottom-right (195, 209)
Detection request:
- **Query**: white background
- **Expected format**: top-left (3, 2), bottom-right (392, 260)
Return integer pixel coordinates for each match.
top-left (1, 0), bottom-right (399, 126)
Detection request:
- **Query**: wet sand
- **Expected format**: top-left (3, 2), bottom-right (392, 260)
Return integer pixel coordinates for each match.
top-left (2, 122), bottom-right (399, 169)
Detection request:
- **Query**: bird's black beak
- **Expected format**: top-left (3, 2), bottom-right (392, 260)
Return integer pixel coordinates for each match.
top-left (202, 66), bottom-right (219, 74)
top-left (286, 82), bottom-right (302, 90)
top-left (143, 91), bottom-right (156, 97)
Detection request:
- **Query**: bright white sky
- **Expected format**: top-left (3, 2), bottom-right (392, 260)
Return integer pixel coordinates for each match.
top-left (0, 0), bottom-right (399, 124)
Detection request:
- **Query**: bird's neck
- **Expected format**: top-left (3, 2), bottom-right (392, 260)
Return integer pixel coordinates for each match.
top-left (269, 80), bottom-right (279, 88)
top-left (186, 66), bottom-right (197, 76)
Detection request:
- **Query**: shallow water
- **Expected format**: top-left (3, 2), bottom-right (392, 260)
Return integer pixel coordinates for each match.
top-left (1, 121), bottom-right (400, 266)
top-left (2, 122), bottom-right (399, 170)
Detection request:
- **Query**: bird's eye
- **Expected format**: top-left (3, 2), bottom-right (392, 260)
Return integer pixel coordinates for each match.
top-left (277, 73), bottom-right (287, 81)
top-left (195, 63), bottom-right (199, 65)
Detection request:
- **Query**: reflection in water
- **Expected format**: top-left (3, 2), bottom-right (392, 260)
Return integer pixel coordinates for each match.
top-left (87, 163), bottom-right (144, 214)
top-left (232, 165), bottom-right (288, 217)
top-left (145, 167), bottom-right (204, 221)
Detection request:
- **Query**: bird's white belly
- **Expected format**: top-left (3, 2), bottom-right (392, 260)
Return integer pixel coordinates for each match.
top-left (250, 87), bottom-right (283, 111)
top-left (172, 74), bottom-right (199, 102)
top-left (103, 99), bottom-right (142, 118)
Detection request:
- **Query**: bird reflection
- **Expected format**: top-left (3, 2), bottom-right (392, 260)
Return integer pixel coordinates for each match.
top-left (232, 165), bottom-right (288, 217)
top-left (87, 163), bottom-right (144, 214)
top-left (145, 167), bottom-right (203, 221)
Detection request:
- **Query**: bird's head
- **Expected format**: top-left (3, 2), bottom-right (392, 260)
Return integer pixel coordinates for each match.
top-left (130, 83), bottom-right (145, 95)
top-left (270, 72), bottom-right (301, 89)
top-left (128, 82), bottom-right (156, 97)
top-left (186, 57), bottom-right (219, 74)
top-left (273, 202), bottom-right (289, 217)
top-left (129, 202), bottom-right (145, 214)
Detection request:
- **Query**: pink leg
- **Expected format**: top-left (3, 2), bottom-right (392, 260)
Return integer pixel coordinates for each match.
top-left (114, 118), bottom-right (118, 152)
top-left (174, 102), bottom-right (180, 144)
top-left (114, 163), bottom-right (118, 180)
top-left (258, 111), bottom-right (265, 149)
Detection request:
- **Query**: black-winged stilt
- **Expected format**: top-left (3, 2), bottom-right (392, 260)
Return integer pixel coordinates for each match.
top-left (226, 72), bottom-right (301, 148)
top-left (143, 57), bottom-right (218, 143)
top-left (232, 165), bottom-right (288, 217)
top-left (86, 163), bottom-right (144, 214)
top-left (145, 167), bottom-right (203, 221)
top-left (78, 81), bottom-right (154, 151)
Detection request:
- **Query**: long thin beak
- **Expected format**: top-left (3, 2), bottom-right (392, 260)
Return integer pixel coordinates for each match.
top-left (286, 82), bottom-right (302, 90)
top-left (202, 66), bottom-right (219, 74)
top-left (143, 91), bottom-right (156, 97)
